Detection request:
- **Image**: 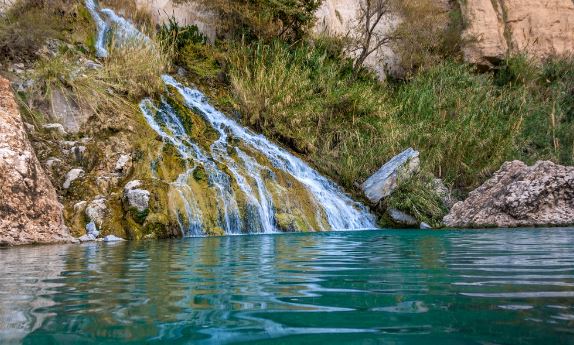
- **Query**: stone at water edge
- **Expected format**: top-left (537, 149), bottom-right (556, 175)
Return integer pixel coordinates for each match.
top-left (79, 234), bottom-right (96, 242)
top-left (361, 148), bottom-right (420, 204)
top-left (104, 235), bottom-right (125, 242)
top-left (387, 208), bottom-right (418, 227)
top-left (444, 160), bottom-right (574, 228)
top-left (86, 221), bottom-right (100, 238)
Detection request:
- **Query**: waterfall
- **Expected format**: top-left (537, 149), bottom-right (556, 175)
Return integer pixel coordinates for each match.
top-left (85, 1), bottom-right (378, 235)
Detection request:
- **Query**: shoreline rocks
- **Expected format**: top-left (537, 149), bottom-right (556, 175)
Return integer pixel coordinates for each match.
top-left (444, 160), bottom-right (574, 228)
top-left (361, 148), bottom-right (419, 204)
top-left (0, 77), bottom-right (75, 246)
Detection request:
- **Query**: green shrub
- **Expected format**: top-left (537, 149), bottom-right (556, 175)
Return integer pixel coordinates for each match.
top-left (384, 173), bottom-right (449, 228)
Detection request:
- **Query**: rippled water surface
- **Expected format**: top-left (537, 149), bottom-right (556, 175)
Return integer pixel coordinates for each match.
top-left (1, 229), bottom-right (573, 344)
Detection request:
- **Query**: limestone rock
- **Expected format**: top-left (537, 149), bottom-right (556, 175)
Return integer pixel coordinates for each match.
top-left (361, 148), bottom-right (420, 203)
top-left (420, 222), bottom-right (432, 229)
top-left (85, 221), bottom-right (99, 237)
top-left (124, 187), bottom-right (150, 213)
top-left (0, 77), bottom-right (74, 246)
top-left (49, 89), bottom-right (90, 133)
top-left (79, 234), bottom-right (96, 242)
top-left (103, 234), bottom-right (125, 242)
top-left (42, 123), bottom-right (67, 136)
top-left (461, 0), bottom-right (574, 67)
top-left (444, 160), bottom-right (574, 228)
top-left (387, 208), bottom-right (418, 226)
top-left (114, 153), bottom-right (132, 173)
top-left (63, 168), bottom-right (84, 189)
top-left (85, 197), bottom-right (107, 226)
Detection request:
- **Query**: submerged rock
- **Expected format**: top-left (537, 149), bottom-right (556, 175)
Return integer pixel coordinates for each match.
top-left (444, 160), bottom-right (574, 228)
top-left (362, 148), bottom-right (420, 203)
top-left (103, 235), bottom-right (125, 242)
top-left (0, 76), bottom-right (74, 245)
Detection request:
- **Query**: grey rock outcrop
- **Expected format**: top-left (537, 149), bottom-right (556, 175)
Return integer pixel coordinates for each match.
top-left (85, 196), bottom-right (107, 227)
top-left (124, 180), bottom-right (150, 213)
top-left (0, 77), bottom-right (74, 245)
top-left (63, 168), bottom-right (84, 189)
top-left (444, 160), bottom-right (574, 228)
top-left (387, 208), bottom-right (418, 226)
top-left (362, 148), bottom-right (420, 203)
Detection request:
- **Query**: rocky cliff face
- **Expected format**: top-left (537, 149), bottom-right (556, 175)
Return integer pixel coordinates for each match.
top-left (461, 0), bottom-right (574, 67)
top-left (444, 160), bottom-right (574, 228)
top-left (135, 0), bottom-right (216, 41)
top-left (0, 77), bottom-right (74, 246)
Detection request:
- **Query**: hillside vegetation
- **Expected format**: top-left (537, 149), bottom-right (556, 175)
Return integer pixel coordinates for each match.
top-left (2, 0), bottom-right (573, 228)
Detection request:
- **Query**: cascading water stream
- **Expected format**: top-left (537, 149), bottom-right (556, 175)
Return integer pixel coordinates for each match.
top-left (85, 0), bottom-right (378, 235)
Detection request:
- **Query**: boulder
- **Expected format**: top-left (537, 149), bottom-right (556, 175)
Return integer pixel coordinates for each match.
top-left (103, 234), bottom-right (125, 242)
top-left (0, 76), bottom-right (74, 245)
top-left (444, 160), bottom-right (574, 228)
top-left (361, 148), bottom-right (419, 203)
top-left (460, 0), bottom-right (574, 67)
top-left (85, 196), bottom-right (107, 226)
top-left (125, 188), bottom-right (150, 213)
top-left (387, 208), bottom-right (418, 226)
top-left (78, 234), bottom-right (96, 242)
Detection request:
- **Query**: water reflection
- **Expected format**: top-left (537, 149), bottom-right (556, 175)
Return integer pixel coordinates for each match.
top-left (0, 228), bottom-right (572, 344)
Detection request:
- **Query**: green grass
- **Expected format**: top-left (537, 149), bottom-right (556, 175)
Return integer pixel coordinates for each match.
top-left (221, 40), bottom-right (574, 224)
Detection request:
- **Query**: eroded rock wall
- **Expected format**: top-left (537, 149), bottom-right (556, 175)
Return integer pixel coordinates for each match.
top-left (444, 160), bottom-right (574, 228)
top-left (0, 77), bottom-right (74, 246)
top-left (461, 0), bottom-right (574, 67)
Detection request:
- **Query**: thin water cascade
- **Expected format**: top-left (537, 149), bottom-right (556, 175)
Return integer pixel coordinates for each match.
top-left (85, 0), bottom-right (379, 235)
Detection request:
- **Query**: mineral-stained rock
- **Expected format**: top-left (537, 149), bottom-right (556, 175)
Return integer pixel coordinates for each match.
top-left (444, 160), bottom-right (574, 228)
top-left (461, 0), bottom-right (574, 67)
top-left (0, 77), bottom-right (74, 246)
top-left (361, 148), bottom-right (420, 203)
